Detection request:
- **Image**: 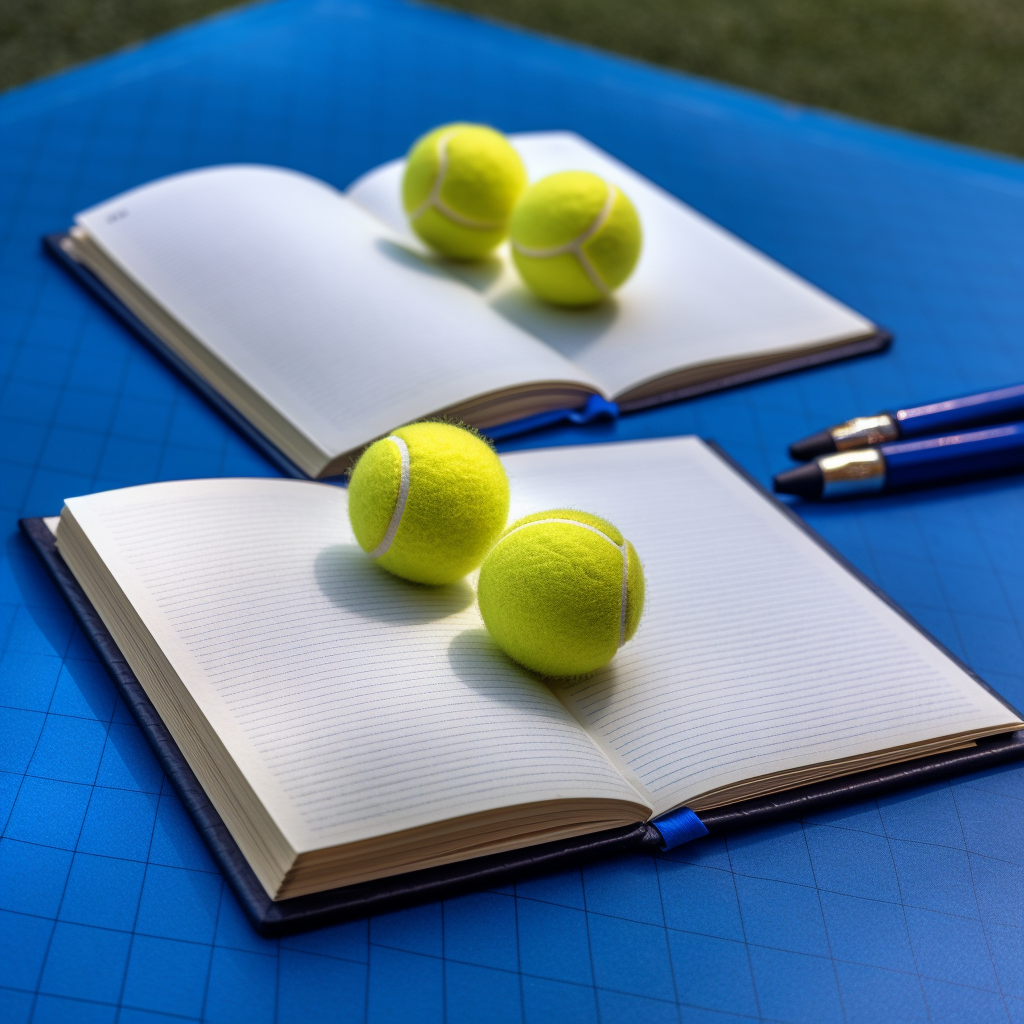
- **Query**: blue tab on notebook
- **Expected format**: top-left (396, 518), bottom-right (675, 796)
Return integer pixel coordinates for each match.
top-left (652, 806), bottom-right (709, 849)
top-left (484, 394), bottom-right (619, 441)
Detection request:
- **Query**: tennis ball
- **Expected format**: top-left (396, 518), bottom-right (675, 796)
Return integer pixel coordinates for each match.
top-left (477, 509), bottom-right (645, 677)
top-left (402, 123), bottom-right (527, 260)
top-left (348, 422), bottom-right (510, 586)
top-left (510, 171), bottom-right (642, 306)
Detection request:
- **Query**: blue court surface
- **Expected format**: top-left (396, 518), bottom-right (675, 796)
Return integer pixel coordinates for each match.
top-left (1, 0), bottom-right (1022, 1021)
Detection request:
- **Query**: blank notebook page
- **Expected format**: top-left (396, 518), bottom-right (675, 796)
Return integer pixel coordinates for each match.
top-left (76, 167), bottom-right (596, 461)
top-left (501, 437), bottom-right (1021, 815)
top-left (61, 479), bottom-right (645, 855)
top-left (346, 132), bottom-right (876, 398)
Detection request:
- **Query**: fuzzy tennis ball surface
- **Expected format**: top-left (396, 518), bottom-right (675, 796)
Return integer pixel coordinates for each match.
top-left (477, 509), bottom-right (645, 677)
top-left (348, 422), bottom-right (510, 586)
top-left (510, 171), bottom-right (642, 306)
top-left (402, 123), bottom-right (527, 260)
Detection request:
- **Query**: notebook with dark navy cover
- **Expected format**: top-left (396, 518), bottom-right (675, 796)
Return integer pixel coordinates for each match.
top-left (21, 437), bottom-right (1023, 936)
top-left (43, 131), bottom-right (890, 480)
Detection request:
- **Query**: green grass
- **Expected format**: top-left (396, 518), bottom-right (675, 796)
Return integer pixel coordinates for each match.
top-left (3, 0), bottom-right (1023, 158)
top-left (0, 0), bottom-right (246, 93)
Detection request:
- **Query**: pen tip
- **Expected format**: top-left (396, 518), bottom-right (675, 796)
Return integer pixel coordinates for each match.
top-left (788, 430), bottom-right (835, 461)
top-left (774, 463), bottom-right (824, 499)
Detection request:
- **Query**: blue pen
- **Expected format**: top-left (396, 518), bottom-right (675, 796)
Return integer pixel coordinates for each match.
top-left (789, 383), bottom-right (1024, 460)
top-left (774, 421), bottom-right (1024, 499)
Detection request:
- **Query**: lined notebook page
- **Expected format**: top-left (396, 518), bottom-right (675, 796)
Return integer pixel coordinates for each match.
top-left (347, 131), bottom-right (876, 399)
top-left (501, 438), bottom-right (1021, 815)
top-left (62, 479), bottom-right (646, 854)
top-left (76, 167), bottom-right (599, 461)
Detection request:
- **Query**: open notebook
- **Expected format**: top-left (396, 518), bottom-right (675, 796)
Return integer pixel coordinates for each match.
top-left (32, 438), bottom-right (1021, 919)
top-left (48, 133), bottom-right (888, 479)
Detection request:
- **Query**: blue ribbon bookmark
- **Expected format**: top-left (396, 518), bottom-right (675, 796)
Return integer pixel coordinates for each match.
top-left (484, 394), bottom-right (619, 442)
top-left (652, 807), bottom-right (709, 850)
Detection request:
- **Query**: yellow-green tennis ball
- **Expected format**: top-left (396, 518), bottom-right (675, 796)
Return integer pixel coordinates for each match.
top-left (510, 171), bottom-right (642, 306)
top-left (402, 123), bottom-right (527, 260)
top-left (477, 509), bottom-right (645, 677)
top-left (348, 422), bottom-right (510, 586)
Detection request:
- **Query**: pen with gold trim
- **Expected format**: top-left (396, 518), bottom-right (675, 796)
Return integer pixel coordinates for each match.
top-left (788, 383), bottom-right (1024, 461)
top-left (774, 422), bottom-right (1024, 499)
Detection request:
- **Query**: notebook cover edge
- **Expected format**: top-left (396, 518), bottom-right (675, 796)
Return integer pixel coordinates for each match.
top-left (616, 330), bottom-right (892, 413)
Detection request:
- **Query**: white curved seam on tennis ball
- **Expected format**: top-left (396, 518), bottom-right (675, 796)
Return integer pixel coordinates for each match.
top-left (409, 130), bottom-right (506, 231)
top-left (511, 184), bottom-right (616, 296)
top-left (618, 539), bottom-right (629, 647)
top-left (370, 435), bottom-right (410, 558)
top-left (511, 187), bottom-right (615, 258)
top-left (407, 130), bottom-right (456, 222)
top-left (497, 517), bottom-right (629, 646)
